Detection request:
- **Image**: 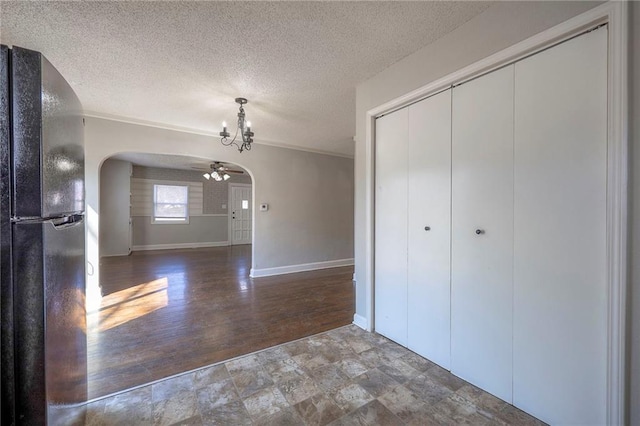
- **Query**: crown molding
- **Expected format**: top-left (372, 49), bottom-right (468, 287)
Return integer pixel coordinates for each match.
top-left (83, 111), bottom-right (355, 159)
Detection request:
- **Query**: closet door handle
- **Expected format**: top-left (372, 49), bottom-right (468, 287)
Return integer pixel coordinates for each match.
top-left (475, 229), bottom-right (485, 235)
top-left (424, 226), bottom-right (431, 231)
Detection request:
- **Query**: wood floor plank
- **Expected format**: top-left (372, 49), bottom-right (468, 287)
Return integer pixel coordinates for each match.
top-left (87, 245), bottom-right (355, 399)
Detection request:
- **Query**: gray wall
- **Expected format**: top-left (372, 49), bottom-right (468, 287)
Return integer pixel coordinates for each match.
top-left (84, 117), bottom-right (355, 286)
top-left (132, 216), bottom-right (228, 247)
top-left (629, 2), bottom-right (639, 424)
top-left (99, 159), bottom-right (131, 256)
top-left (130, 165), bottom-right (247, 248)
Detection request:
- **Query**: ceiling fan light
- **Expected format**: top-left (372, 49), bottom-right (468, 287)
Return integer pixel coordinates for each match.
top-left (223, 173), bottom-right (231, 180)
top-left (211, 171), bottom-right (220, 180)
top-left (203, 173), bottom-right (210, 180)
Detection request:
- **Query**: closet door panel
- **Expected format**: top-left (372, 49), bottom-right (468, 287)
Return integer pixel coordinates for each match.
top-left (513, 28), bottom-right (607, 424)
top-left (407, 90), bottom-right (451, 368)
top-left (375, 108), bottom-right (408, 346)
top-left (451, 65), bottom-right (514, 402)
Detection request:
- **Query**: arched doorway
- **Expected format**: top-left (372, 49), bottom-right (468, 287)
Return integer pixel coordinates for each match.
top-left (89, 153), bottom-right (255, 399)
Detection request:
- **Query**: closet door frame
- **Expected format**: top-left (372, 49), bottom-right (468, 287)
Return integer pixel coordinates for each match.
top-left (365, 3), bottom-right (627, 424)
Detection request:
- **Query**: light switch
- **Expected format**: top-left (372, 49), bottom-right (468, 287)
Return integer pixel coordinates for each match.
top-left (222, 204), bottom-right (227, 209)
top-left (260, 203), bottom-right (268, 212)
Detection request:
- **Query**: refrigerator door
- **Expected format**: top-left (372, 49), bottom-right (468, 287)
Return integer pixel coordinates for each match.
top-left (0, 44), bottom-right (16, 426)
top-left (11, 46), bottom-right (84, 219)
top-left (13, 216), bottom-right (87, 425)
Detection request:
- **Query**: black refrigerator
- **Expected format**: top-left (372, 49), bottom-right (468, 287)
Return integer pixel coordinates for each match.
top-left (1, 46), bottom-right (87, 425)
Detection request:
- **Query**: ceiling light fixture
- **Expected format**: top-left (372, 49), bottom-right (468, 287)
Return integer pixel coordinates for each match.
top-left (220, 97), bottom-right (254, 153)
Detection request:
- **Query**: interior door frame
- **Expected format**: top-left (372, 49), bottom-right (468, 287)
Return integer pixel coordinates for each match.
top-left (362, 2), bottom-right (628, 424)
top-left (228, 183), bottom-right (252, 245)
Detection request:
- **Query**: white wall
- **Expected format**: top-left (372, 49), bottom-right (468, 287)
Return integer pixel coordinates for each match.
top-left (84, 117), bottom-right (354, 296)
top-left (629, 2), bottom-right (640, 424)
top-left (353, 0), bottom-right (602, 330)
top-left (99, 158), bottom-right (131, 256)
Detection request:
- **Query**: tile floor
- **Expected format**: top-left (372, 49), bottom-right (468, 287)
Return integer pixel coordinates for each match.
top-left (85, 325), bottom-right (546, 425)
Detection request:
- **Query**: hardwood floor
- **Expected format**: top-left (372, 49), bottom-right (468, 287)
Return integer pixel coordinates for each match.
top-left (87, 245), bottom-right (354, 399)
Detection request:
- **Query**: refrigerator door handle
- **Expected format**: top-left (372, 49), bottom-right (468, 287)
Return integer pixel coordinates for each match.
top-left (50, 214), bottom-right (84, 229)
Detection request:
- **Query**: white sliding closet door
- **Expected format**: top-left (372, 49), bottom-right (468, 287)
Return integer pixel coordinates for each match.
top-left (375, 108), bottom-right (408, 345)
top-left (513, 28), bottom-right (608, 425)
top-left (407, 90), bottom-right (452, 368)
top-left (451, 65), bottom-right (514, 402)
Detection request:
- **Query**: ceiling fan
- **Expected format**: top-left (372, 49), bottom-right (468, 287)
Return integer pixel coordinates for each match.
top-left (191, 161), bottom-right (244, 181)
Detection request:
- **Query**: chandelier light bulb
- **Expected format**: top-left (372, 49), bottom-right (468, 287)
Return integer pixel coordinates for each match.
top-left (219, 97), bottom-right (254, 153)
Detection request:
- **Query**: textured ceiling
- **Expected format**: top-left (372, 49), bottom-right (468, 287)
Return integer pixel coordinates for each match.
top-left (1, 1), bottom-right (492, 157)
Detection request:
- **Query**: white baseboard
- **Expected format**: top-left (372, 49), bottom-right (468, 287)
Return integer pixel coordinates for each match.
top-left (353, 314), bottom-right (368, 331)
top-left (250, 258), bottom-right (354, 278)
top-left (132, 241), bottom-right (229, 251)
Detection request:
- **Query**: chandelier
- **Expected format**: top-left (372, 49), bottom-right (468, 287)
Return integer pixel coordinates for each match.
top-left (219, 97), bottom-right (254, 153)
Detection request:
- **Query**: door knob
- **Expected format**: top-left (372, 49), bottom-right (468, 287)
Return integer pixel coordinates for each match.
top-left (475, 229), bottom-right (485, 235)
top-left (424, 226), bottom-right (431, 231)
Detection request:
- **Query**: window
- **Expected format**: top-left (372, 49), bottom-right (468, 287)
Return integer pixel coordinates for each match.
top-left (153, 184), bottom-right (189, 223)
top-left (242, 200), bottom-right (249, 210)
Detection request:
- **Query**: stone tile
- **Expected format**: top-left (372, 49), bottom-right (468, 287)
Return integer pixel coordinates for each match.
top-left (358, 347), bottom-right (396, 369)
top-left (225, 354), bottom-right (261, 376)
top-left (152, 373), bottom-right (194, 402)
top-left (310, 364), bottom-right (351, 393)
top-left (193, 364), bottom-right (230, 390)
top-left (343, 337), bottom-right (373, 354)
top-left (331, 383), bottom-right (374, 412)
top-left (361, 332), bottom-right (391, 347)
top-left (258, 345), bottom-right (291, 364)
top-left (231, 368), bottom-right (274, 398)
top-left (293, 393), bottom-right (344, 426)
top-left (399, 351), bottom-right (435, 372)
top-left (196, 378), bottom-right (239, 412)
top-left (377, 341), bottom-right (413, 360)
top-left (293, 352), bottom-right (331, 371)
top-left (326, 409), bottom-right (368, 426)
top-left (283, 339), bottom-right (312, 357)
top-left (378, 384), bottom-right (433, 424)
top-left (242, 386), bottom-right (290, 419)
top-left (263, 358), bottom-right (307, 383)
top-left (152, 389), bottom-right (198, 426)
top-left (428, 393), bottom-right (490, 426)
top-left (103, 387), bottom-right (153, 425)
top-left (405, 372), bottom-right (454, 405)
top-left (85, 399), bottom-right (106, 426)
top-left (48, 404), bottom-right (86, 426)
top-left (347, 399), bottom-right (404, 425)
top-left (377, 357), bottom-right (422, 384)
top-left (168, 414), bottom-right (203, 425)
top-left (492, 404), bottom-right (548, 426)
top-left (456, 384), bottom-right (508, 421)
top-left (278, 375), bottom-right (321, 405)
top-left (355, 368), bottom-right (400, 398)
top-left (334, 358), bottom-right (369, 379)
top-left (253, 407), bottom-right (305, 426)
top-left (425, 364), bottom-right (467, 392)
top-left (200, 400), bottom-right (252, 425)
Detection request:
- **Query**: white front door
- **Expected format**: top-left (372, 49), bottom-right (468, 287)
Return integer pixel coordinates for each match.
top-left (230, 184), bottom-right (252, 245)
